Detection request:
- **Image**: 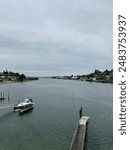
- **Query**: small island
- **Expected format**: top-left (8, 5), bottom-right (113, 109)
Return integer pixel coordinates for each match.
top-left (52, 69), bottom-right (113, 83)
top-left (0, 70), bottom-right (38, 83)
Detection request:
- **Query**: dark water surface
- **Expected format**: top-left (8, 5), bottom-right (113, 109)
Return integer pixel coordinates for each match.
top-left (0, 79), bottom-right (113, 150)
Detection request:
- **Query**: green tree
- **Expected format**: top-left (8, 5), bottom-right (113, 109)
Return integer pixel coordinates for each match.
top-left (17, 74), bottom-right (26, 81)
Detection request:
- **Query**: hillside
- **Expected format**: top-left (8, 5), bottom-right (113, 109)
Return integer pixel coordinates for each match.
top-left (52, 69), bottom-right (113, 83)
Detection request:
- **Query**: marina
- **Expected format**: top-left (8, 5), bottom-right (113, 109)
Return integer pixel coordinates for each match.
top-left (0, 92), bottom-right (8, 101)
top-left (0, 92), bottom-right (34, 114)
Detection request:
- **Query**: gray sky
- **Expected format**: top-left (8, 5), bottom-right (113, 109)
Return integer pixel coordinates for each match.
top-left (0, 0), bottom-right (112, 76)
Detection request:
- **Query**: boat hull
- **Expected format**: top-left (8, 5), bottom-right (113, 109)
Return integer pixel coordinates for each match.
top-left (14, 98), bottom-right (34, 113)
top-left (19, 106), bottom-right (33, 113)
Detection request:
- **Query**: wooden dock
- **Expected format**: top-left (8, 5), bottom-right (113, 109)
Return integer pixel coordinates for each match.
top-left (0, 92), bottom-right (14, 109)
top-left (0, 92), bottom-right (9, 101)
top-left (70, 116), bottom-right (90, 150)
top-left (0, 105), bottom-right (14, 109)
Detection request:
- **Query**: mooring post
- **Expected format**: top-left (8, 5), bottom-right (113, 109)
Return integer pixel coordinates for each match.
top-left (79, 107), bottom-right (83, 118)
top-left (8, 92), bottom-right (10, 102)
top-left (0, 92), bottom-right (2, 98)
top-left (3, 92), bottom-right (4, 99)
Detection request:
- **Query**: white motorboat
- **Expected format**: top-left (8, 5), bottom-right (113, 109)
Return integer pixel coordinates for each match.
top-left (14, 98), bottom-right (34, 113)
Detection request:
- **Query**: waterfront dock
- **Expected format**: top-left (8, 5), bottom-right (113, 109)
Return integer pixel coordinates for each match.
top-left (70, 116), bottom-right (90, 150)
top-left (0, 105), bottom-right (14, 109)
top-left (0, 92), bottom-right (14, 109)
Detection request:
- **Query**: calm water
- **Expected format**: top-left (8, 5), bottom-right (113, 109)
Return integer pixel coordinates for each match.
top-left (0, 79), bottom-right (113, 150)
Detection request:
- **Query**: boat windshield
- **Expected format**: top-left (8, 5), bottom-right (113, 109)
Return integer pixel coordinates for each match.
top-left (24, 98), bottom-right (31, 103)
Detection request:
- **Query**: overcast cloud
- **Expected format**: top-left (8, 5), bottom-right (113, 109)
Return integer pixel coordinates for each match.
top-left (0, 0), bottom-right (112, 76)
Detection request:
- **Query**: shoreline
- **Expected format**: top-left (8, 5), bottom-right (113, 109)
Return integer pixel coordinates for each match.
top-left (51, 77), bottom-right (113, 84)
top-left (0, 78), bottom-right (38, 84)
